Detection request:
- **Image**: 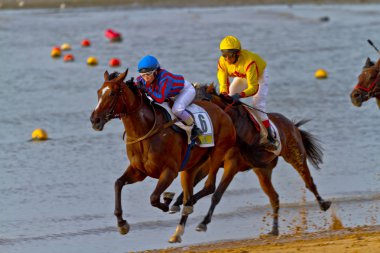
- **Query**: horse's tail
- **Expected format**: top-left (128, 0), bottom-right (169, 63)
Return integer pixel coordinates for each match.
top-left (295, 119), bottom-right (324, 170)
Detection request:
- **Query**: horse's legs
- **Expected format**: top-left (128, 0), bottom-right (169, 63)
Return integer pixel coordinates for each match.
top-left (196, 149), bottom-right (244, 231)
top-left (115, 165), bottom-right (147, 235)
top-left (150, 168), bottom-right (178, 212)
top-left (169, 162), bottom-right (210, 213)
top-left (169, 170), bottom-right (195, 243)
top-left (252, 166), bottom-right (280, 236)
top-left (285, 155), bottom-right (331, 211)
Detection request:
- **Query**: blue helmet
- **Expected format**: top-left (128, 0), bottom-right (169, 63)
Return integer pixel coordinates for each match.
top-left (137, 55), bottom-right (160, 72)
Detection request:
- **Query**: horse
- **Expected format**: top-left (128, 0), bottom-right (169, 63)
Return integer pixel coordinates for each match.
top-left (90, 70), bottom-right (237, 243)
top-left (168, 83), bottom-right (331, 235)
top-left (350, 57), bottom-right (380, 108)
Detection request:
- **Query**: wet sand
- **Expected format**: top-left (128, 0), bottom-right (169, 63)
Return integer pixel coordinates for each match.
top-left (0, 0), bottom-right (379, 9)
top-left (150, 225), bottom-right (380, 253)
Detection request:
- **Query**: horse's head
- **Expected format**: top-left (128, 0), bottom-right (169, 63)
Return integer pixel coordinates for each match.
top-left (195, 82), bottom-right (233, 109)
top-left (90, 69), bottom-right (141, 131)
top-left (350, 57), bottom-right (380, 108)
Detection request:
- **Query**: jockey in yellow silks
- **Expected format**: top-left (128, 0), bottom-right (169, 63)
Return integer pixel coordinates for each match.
top-left (217, 35), bottom-right (278, 151)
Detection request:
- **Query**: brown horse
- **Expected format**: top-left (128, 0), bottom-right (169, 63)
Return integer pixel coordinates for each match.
top-left (169, 83), bottom-right (331, 235)
top-left (351, 57), bottom-right (380, 108)
top-left (90, 70), bottom-right (237, 243)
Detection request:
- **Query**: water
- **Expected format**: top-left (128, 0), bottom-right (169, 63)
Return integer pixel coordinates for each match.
top-left (1, 4), bottom-right (379, 253)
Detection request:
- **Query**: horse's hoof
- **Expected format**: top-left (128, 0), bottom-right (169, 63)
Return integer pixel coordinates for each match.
top-left (163, 192), bottom-right (175, 200)
top-left (118, 223), bottom-right (130, 235)
top-left (169, 205), bottom-right (180, 214)
top-left (196, 223), bottom-right (207, 232)
top-left (168, 235), bottom-right (182, 243)
top-left (268, 229), bottom-right (279, 236)
top-left (182, 205), bottom-right (193, 215)
top-left (320, 200), bottom-right (332, 211)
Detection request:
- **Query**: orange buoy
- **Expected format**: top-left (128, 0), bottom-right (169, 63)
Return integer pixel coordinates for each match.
top-left (51, 47), bottom-right (61, 58)
top-left (81, 39), bottom-right (91, 47)
top-left (63, 54), bottom-right (74, 62)
top-left (87, 56), bottom-right (98, 66)
top-left (109, 58), bottom-right (121, 67)
top-left (105, 29), bottom-right (122, 42)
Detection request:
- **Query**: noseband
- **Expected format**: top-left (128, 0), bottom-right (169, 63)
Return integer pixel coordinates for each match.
top-left (354, 72), bottom-right (380, 101)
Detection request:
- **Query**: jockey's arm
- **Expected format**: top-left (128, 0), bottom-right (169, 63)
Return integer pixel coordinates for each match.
top-left (242, 61), bottom-right (259, 97)
top-left (146, 77), bottom-right (171, 103)
top-left (217, 59), bottom-right (229, 94)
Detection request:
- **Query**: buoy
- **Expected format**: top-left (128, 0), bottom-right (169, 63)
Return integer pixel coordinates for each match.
top-left (109, 58), bottom-right (121, 67)
top-left (31, 128), bottom-right (48, 141)
top-left (87, 56), bottom-right (98, 66)
top-left (63, 54), bottom-right (74, 62)
top-left (61, 43), bottom-right (71, 51)
top-left (315, 69), bottom-right (328, 79)
top-left (105, 29), bottom-right (122, 42)
top-left (81, 39), bottom-right (91, 47)
top-left (51, 47), bottom-right (61, 58)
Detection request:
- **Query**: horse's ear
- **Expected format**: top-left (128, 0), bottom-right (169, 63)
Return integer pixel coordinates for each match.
top-left (117, 69), bottom-right (128, 82)
top-left (206, 82), bottom-right (215, 94)
top-left (364, 57), bottom-right (374, 68)
top-left (104, 70), bottom-right (109, 81)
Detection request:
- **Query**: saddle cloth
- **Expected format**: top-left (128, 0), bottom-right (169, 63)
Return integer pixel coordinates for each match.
top-left (156, 102), bottom-right (215, 148)
top-left (242, 104), bottom-right (282, 155)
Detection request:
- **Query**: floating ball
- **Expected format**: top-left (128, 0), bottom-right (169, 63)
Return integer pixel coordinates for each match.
top-left (315, 69), bottom-right (328, 79)
top-left (63, 54), bottom-right (74, 62)
top-left (61, 43), bottom-right (71, 51)
top-left (81, 39), bottom-right (91, 47)
top-left (31, 128), bottom-right (48, 141)
top-left (109, 58), bottom-right (121, 67)
top-left (87, 56), bottom-right (98, 66)
top-left (50, 48), bottom-right (61, 58)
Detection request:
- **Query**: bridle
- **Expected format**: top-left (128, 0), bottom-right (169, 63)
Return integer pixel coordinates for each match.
top-left (103, 80), bottom-right (143, 121)
top-left (102, 79), bottom-right (177, 145)
top-left (354, 71), bottom-right (380, 101)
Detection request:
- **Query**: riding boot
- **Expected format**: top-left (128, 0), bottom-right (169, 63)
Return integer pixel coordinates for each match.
top-left (264, 126), bottom-right (279, 151)
top-left (191, 125), bottom-right (203, 143)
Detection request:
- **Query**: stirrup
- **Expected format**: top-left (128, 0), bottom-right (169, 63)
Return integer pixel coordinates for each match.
top-left (190, 126), bottom-right (203, 142)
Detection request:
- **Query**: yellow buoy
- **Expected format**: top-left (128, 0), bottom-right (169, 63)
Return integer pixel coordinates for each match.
top-left (87, 56), bottom-right (98, 66)
top-left (315, 69), bottom-right (328, 79)
top-left (31, 128), bottom-right (48, 141)
top-left (61, 43), bottom-right (71, 51)
top-left (51, 48), bottom-right (61, 58)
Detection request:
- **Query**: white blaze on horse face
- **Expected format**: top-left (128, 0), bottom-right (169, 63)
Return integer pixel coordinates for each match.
top-left (95, 87), bottom-right (110, 110)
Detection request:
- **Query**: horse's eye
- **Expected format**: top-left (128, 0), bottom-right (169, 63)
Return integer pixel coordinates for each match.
top-left (110, 91), bottom-right (116, 97)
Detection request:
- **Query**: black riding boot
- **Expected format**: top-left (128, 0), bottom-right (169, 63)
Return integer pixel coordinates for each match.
top-left (264, 126), bottom-right (279, 151)
top-left (191, 125), bottom-right (203, 142)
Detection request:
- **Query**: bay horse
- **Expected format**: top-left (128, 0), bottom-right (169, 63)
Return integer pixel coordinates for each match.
top-left (169, 83), bottom-right (331, 235)
top-left (350, 57), bottom-right (380, 108)
top-left (90, 70), bottom-right (237, 243)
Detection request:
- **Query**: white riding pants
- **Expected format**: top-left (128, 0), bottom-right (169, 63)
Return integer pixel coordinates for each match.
top-left (228, 68), bottom-right (269, 122)
top-left (172, 80), bottom-right (195, 124)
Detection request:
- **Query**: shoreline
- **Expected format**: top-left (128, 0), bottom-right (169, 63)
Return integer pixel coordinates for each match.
top-left (0, 0), bottom-right (379, 10)
top-left (148, 225), bottom-right (380, 253)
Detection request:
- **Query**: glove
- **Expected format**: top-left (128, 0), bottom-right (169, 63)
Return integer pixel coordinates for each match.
top-left (231, 93), bottom-right (240, 103)
top-left (137, 80), bottom-right (147, 92)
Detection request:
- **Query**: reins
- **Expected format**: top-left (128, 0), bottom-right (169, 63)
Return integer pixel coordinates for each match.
top-left (354, 73), bottom-right (380, 99)
top-left (105, 80), bottom-right (177, 145)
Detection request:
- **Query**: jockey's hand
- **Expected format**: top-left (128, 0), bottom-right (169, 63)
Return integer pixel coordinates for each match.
top-left (137, 80), bottom-right (147, 92)
top-left (231, 93), bottom-right (240, 103)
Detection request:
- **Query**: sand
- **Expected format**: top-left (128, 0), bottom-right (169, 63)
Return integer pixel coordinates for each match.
top-left (148, 225), bottom-right (380, 253)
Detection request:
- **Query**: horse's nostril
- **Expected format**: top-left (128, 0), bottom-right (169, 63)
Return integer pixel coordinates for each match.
top-left (353, 93), bottom-right (360, 98)
top-left (95, 118), bottom-right (101, 124)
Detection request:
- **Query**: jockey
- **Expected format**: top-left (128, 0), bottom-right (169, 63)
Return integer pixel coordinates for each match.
top-left (135, 55), bottom-right (203, 142)
top-left (217, 35), bottom-right (278, 151)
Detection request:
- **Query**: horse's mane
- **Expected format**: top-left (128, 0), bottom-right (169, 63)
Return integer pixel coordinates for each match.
top-left (109, 71), bottom-right (139, 94)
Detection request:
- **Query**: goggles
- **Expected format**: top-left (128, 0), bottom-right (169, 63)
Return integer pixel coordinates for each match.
top-left (139, 70), bottom-right (156, 77)
top-left (221, 50), bottom-right (238, 59)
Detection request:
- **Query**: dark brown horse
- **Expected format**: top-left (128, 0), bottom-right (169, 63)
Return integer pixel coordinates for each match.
top-left (169, 83), bottom-right (331, 235)
top-left (351, 57), bottom-right (380, 108)
top-left (90, 70), bottom-right (237, 243)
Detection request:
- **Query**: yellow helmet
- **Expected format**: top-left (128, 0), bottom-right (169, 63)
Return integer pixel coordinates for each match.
top-left (220, 35), bottom-right (241, 51)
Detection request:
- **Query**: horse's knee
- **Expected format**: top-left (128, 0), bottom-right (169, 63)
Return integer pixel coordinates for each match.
top-left (115, 178), bottom-right (125, 189)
